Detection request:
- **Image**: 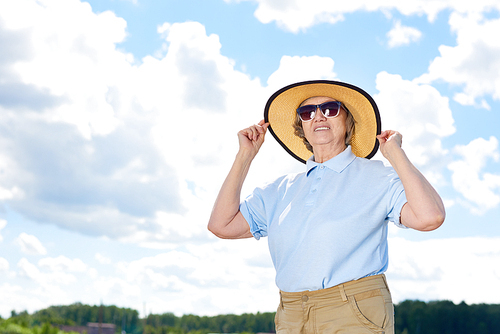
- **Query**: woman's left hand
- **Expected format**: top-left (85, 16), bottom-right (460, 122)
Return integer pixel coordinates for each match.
top-left (377, 130), bottom-right (402, 161)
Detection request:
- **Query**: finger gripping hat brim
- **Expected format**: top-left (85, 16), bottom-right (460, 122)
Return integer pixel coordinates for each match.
top-left (264, 80), bottom-right (381, 163)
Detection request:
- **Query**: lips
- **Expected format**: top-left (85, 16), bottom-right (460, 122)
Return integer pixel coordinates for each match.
top-left (314, 126), bottom-right (330, 132)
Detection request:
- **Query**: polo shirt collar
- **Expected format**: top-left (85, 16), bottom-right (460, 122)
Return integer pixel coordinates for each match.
top-left (306, 146), bottom-right (356, 176)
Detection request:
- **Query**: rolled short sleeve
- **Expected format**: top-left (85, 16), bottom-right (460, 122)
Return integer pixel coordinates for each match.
top-left (240, 189), bottom-right (269, 240)
top-left (386, 171), bottom-right (408, 228)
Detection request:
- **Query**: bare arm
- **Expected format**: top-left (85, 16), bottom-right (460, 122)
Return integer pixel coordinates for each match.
top-left (377, 130), bottom-right (445, 231)
top-left (208, 120), bottom-right (269, 239)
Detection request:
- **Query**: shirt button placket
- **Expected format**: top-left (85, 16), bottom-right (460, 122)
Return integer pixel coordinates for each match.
top-left (312, 166), bottom-right (324, 195)
top-left (306, 165), bottom-right (324, 206)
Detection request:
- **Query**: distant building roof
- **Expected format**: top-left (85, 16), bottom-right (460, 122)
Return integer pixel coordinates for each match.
top-left (87, 323), bottom-right (116, 328)
top-left (59, 325), bottom-right (88, 334)
top-left (86, 323), bottom-right (116, 334)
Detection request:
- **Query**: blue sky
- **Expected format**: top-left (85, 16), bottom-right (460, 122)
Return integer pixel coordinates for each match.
top-left (1, 0), bottom-right (500, 318)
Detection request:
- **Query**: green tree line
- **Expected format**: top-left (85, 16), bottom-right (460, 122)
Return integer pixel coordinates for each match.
top-left (395, 300), bottom-right (500, 334)
top-left (2, 300), bottom-right (500, 334)
top-left (2, 304), bottom-right (140, 334)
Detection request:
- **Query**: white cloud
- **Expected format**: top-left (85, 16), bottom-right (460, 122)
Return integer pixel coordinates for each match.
top-left (119, 0), bottom-right (138, 5)
top-left (13, 258), bottom-right (76, 313)
top-left (387, 236), bottom-right (500, 304)
top-left (93, 276), bottom-right (142, 301)
top-left (448, 136), bottom-right (500, 214)
top-left (6, 256), bottom-right (96, 316)
top-left (38, 256), bottom-right (88, 272)
top-left (373, 71), bottom-right (455, 175)
top-left (252, 0), bottom-right (345, 32)
top-left (95, 253), bottom-right (112, 265)
top-left (225, 0), bottom-right (500, 32)
top-left (387, 20), bottom-right (422, 48)
top-left (117, 241), bottom-right (274, 289)
top-left (18, 257), bottom-right (84, 286)
top-left (15, 233), bottom-right (48, 255)
top-left (0, 0), bottom-right (129, 137)
top-left (0, 219), bottom-right (6, 242)
top-left (112, 239), bottom-right (277, 316)
top-left (417, 12), bottom-right (500, 106)
top-left (266, 55), bottom-right (337, 90)
top-left (0, 186), bottom-right (24, 201)
top-left (0, 257), bottom-right (9, 272)
top-left (0, 3), bottom-right (231, 245)
top-left (17, 257), bottom-right (42, 279)
top-left (0, 283), bottom-right (25, 315)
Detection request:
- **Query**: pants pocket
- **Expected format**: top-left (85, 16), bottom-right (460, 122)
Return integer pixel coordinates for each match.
top-left (275, 301), bottom-right (302, 333)
top-left (348, 289), bottom-right (389, 333)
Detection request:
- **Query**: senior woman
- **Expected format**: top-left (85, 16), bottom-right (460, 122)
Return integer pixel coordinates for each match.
top-left (208, 80), bottom-right (445, 333)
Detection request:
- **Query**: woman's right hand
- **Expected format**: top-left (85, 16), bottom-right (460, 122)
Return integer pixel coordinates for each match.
top-left (237, 119), bottom-right (269, 158)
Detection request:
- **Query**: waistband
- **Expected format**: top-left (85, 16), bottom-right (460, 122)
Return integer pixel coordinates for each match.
top-left (279, 274), bottom-right (389, 304)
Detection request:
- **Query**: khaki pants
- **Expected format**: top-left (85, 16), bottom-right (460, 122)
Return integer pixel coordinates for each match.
top-left (275, 274), bottom-right (394, 334)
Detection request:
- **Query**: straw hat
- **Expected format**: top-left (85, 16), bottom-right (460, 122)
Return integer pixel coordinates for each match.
top-left (264, 80), bottom-right (381, 163)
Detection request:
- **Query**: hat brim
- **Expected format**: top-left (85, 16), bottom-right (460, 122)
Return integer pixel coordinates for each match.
top-left (264, 80), bottom-right (381, 163)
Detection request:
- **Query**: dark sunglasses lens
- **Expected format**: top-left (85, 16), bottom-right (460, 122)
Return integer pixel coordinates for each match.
top-left (297, 105), bottom-right (315, 121)
top-left (320, 102), bottom-right (340, 118)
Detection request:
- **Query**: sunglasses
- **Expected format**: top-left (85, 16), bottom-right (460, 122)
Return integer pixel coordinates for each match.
top-left (296, 101), bottom-right (343, 122)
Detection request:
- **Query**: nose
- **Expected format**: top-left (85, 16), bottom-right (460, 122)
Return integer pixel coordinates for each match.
top-left (313, 106), bottom-right (326, 121)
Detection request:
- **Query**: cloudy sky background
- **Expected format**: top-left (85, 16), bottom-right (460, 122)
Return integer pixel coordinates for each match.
top-left (1, 0), bottom-right (500, 318)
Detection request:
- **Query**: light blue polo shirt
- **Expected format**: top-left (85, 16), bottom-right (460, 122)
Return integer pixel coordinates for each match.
top-left (240, 146), bottom-right (407, 292)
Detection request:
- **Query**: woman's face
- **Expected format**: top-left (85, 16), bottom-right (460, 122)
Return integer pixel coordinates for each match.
top-left (300, 96), bottom-right (347, 151)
